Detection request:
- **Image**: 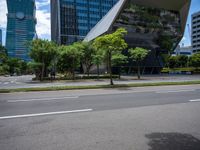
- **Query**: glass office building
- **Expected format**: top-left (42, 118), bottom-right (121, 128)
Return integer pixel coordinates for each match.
top-left (192, 11), bottom-right (200, 53)
top-left (51, 0), bottom-right (118, 45)
top-left (6, 0), bottom-right (36, 61)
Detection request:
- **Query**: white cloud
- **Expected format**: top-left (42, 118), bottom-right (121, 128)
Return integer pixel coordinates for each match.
top-left (36, 4), bottom-right (51, 40)
top-left (36, 0), bottom-right (50, 9)
top-left (35, 0), bottom-right (51, 40)
top-left (0, 0), bottom-right (7, 29)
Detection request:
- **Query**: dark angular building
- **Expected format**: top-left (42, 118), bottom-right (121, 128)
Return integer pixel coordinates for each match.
top-left (51, 0), bottom-right (118, 45)
top-left (84, 0), bottom-right (191, 73)
top-left (6, 0), bottom-right (37, 61)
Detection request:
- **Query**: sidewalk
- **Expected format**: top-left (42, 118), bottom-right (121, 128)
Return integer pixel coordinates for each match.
top-left (0, 74), bottom-right (200, 89)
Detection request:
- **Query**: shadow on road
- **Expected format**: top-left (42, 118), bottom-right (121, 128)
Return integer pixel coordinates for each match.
top-left (145, 132), bottom-right (200, 150)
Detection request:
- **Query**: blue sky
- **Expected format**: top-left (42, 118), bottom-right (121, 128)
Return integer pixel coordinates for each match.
top-left (0, 0), bottom-right (200, 46)
top-left (180, 0), bottom-right (200, 46)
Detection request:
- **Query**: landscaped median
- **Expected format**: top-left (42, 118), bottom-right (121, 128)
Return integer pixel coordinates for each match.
top-left (0, 80), bottom-right (200, 93)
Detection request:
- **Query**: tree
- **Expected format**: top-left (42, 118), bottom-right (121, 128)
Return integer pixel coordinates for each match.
top-left (0, 45), bottom-right (9, 75)
top-left (29, 39), bottom-right (58, 80)
top-left (129, 47), bottom-right (149, 79)
top-left (27, 62), bottom-right (42, 79)
top-left (168, 56), bottom-right (179, 68)
top-left (177, 55), bottom-right (188, 68)
top-left (157, 35), bottom-right (173, 53)
top-left (92, 53), bottom-right (103, 79)
top-left (189, 52), bottom-right (200, 68)
top-left (93, 28), bottom-right (128, 85)
top-left (0, 45), bottom-right (8, 63)
top-left (81, 42), bottom-right (96, 76)
top-left (57, 43), bottom-right (83, 80)
top-left (6, 58), bottom-right (22, 75)
top-left (112, 53), bottom-right (127, 79)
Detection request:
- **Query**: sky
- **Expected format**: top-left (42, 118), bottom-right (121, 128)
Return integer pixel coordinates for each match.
top-left (0, 0), bottom-right (200, 46)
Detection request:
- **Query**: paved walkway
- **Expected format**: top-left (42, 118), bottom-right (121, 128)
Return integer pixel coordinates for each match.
top-left (0, 74), bottom-right (200, 89)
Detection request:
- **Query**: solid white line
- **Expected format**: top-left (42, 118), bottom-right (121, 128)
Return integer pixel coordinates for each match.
top-left (7, 96), bottom-right (79, 103)
top-left (0, 109), bottom-right (93, 120)
top-left (156, 89), bottom-right (195, 94)
top-left (189, 99), bottom-right (200, 102)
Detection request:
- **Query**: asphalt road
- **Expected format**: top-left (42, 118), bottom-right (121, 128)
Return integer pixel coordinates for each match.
top-left (0, 85), bottom-right (200, 150)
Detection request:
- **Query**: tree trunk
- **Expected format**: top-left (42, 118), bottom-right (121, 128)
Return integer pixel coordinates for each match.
top-left (41, 57), bottom-right (45, 81)
top-left (97, 64), bottom-right (100, 80)
top-left (72, 58), bottom-right (75, 80)
top-left (108, 53), bottom-right (113, 85)
top-left (137, 62), bottom-right (141, 80)
top-left (118, 66), bottom-right (121, 79)
top-left (87, 66), bottom-right (90, 77)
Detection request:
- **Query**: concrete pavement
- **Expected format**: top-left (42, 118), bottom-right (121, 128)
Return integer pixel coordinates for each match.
top-left (0, 74), bottom-right (200, 89)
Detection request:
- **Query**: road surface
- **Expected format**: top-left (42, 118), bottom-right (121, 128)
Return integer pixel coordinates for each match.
top-left (0, 85), bottom-right (200, 150)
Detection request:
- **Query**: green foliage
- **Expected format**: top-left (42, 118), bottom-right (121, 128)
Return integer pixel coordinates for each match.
top-left (161, 67), bottom-right (195, 73)
top-left (129, 47), bottom-right (149, 79)
top-left (92, 53), bottom-right (104, 78)
top-left (168, 56), bottom-right (178, 68)
top-left (93, 28), bottom-right (128, 85)
top-left (27, 62), bottom-right (42, 79)
top-left (129, 47), bottom-right (149, 62)
top-left (81, 42), bottom-right (96, 76)
top-left (6, 58), bottom-right (27, 75)
top-left (0, 64), bottom-right (9, 75)
top-left (177, 55), bottom-right (188, 67)
top-left (0, 45), bottom-right (29, 75)
top-left (0, 45), bottom-right (8, 63)
top-left (29, 39), bottom-right (58, 79)
top-left (168, 55), bottom-right (189, 68)
top-left (57, 42), bottom-right (84, 80)
top-left (161, 54), bottom-right (170, 67)
top-left (92, 54), bottom-right (103, 66)
top-left (157, 35), bottom-right (173, 52)
top-left (189, 52), bottom-right (200, 68)
top-left (112, 53), bottom-right (127, 66)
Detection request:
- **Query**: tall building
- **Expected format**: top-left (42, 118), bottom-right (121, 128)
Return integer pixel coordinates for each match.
top-left (85, 0), bottom-right (190, 73)
top-left (6, 0), bottom-right (36, 61)
top-left (0, 29), bottom-right (2, 45)
top-left (192, 11), bottom-right (200, 53)
top-left (51, 0), bottom-right (118, 45)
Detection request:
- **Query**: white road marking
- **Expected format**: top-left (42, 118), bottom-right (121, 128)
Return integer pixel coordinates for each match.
top-left (0, 109), bottom-right (93, 120)
top-left (156, 89), bottom-right (195, 94)
top-left (7, 96), bottom-right (79, 103)
top-left (189, 99), bottom-right (200, 102)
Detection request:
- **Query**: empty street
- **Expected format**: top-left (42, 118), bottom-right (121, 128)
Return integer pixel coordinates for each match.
top-left (0, 85), bottom-right (200, 150)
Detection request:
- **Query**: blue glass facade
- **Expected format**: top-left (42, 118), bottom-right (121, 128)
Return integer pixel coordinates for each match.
top-left (51, 0), bottom-right (118, 45)
top-left (6, 0), bottom-right (36, 61)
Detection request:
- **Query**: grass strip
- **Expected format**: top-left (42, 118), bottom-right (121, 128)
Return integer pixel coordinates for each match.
top-left (0, 80), bottom-right (200, 93)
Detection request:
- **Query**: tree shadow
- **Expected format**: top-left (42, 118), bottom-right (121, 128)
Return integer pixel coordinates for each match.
top-left (145, 132), bottom-right (200, 150)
